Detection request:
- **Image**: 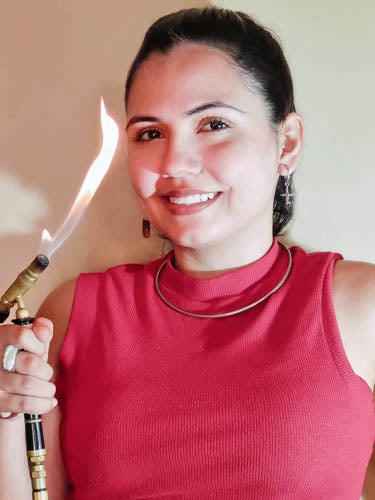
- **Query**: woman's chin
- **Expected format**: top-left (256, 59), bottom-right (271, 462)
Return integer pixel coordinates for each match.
top-left (162, 227), bottom-right (224, 250)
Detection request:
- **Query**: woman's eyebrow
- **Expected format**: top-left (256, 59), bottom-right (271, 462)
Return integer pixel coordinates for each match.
top-left (125, 101), bottom-right (245, 130)
top-left (185, 101), bottom-right (245, 116)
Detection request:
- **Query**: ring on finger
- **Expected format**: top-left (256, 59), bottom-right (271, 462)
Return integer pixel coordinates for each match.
top-left (2, 344), bottom-right (19, 373)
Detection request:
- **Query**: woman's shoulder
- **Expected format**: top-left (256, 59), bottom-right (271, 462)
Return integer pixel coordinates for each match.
top-left (332, 258), bottom-right (375, 320)
top-left (36, 278), bottom-right (78, 379)
top-left (332, 258), bottom-right (375, 389)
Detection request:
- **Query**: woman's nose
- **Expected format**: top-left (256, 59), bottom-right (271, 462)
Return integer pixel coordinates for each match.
top-left (160, 138), bottom-right (202, 179)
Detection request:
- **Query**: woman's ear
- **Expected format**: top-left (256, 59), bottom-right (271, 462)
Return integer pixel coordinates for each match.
top-left (278, 112), bottom-right (304, 176)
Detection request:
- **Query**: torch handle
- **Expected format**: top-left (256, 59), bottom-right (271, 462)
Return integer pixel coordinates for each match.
top-left (12, 318), bottom-right (48, 500)
top-left (0, 311), bottom-right (10, 323)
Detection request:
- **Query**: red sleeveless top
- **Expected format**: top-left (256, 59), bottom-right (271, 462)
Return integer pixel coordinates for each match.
top-left (56, 238), bottom-right (375, 499)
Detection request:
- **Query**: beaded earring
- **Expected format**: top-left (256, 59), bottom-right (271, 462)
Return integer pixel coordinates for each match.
top-left (142, 218), bottom-right (151, 238)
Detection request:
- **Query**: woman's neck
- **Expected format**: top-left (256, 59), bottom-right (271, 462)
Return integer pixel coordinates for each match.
top-left (172, 232), bottom-right (274, 279)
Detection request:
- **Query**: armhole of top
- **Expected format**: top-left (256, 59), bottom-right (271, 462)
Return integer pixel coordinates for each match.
top-left (57, 272), bottom-right (102, 370)
top-left (321, 253), bottom-right (373, 396)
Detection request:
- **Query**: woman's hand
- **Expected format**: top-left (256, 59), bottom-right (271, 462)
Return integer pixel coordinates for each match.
top-left (0, 317), bottom-right (57, 417)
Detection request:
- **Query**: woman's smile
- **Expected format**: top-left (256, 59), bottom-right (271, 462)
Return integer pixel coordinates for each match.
top-left (160, 191), bottom-right (222, 215)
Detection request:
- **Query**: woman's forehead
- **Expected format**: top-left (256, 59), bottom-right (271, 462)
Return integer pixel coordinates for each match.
top-left (137, 42), bottom-right (233, 76)
top-left (126, 43), bottom-right (259, 115)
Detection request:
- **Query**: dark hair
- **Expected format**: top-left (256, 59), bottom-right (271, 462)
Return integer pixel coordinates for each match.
top-left (125, 7), bottom-right (296, 237)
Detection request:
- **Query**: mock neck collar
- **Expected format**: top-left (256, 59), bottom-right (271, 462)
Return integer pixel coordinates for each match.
top-left (153, 238), bottom-right (290, 316)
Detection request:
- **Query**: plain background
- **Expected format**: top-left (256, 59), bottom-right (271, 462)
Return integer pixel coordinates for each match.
top-left (0, 1), bottom-right (374, 497)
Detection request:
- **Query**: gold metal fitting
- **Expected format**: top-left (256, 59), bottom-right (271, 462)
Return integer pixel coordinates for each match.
top-left (31, 469), bottom-right (47, 479)
top-left (27, 449), bottom-right (48, 499)
top-left (33, 492), bottom-right (48, 500)
top-left (27, 449), bottom-right (47, 457)
top-left (32, 477), bottom-right (47, 489)
top-left (0, 255), bottom-right (49, 321)
top-left (29, 455), bottom-right (46, 464)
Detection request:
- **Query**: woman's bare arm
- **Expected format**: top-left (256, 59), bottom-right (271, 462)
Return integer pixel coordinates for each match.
top-left (332, 259), bottom-right (375, 390)
top-left (34, 278), bottom-right (78, 500)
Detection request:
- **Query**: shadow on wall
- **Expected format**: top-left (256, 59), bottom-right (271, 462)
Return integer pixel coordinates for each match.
top-left (0, 171), bottom-right (48, 240)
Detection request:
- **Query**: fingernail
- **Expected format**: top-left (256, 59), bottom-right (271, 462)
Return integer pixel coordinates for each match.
top-left (41, 328), bottom-right (52, 342)
top-left (52, 398), bottom-right (58, 408)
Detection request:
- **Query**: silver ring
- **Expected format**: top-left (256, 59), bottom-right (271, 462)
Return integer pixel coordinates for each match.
top-left (2, 344), bottom-right (19, 372)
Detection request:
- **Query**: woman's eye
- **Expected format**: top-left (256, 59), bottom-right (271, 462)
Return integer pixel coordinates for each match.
top-left (134, 129), bottom-right (162, 142)
top-left (200, 118), bottom-right (230, 132)
top-left (200, 118), bottom-right (231, 132)
top-left (203, 118), bottom-right (229, 130)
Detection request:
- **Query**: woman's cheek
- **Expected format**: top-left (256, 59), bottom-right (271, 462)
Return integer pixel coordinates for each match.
top-left (129, 164), bottom-right (159, 199)
top-left (206, 140), bottom-right (252, 181)
top-left (205, 139), bottom-right (236, 170)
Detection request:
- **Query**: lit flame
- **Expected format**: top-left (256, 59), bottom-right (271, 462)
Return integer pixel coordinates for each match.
top-left (40, 98), bottom-right (119, 258)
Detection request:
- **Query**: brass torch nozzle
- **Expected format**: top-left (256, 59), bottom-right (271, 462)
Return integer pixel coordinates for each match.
top-left (0, 255), bottom-right (50, 323)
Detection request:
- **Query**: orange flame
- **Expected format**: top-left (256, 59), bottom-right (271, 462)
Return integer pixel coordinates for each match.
top-left (40, 98), bottom-right (119, 258)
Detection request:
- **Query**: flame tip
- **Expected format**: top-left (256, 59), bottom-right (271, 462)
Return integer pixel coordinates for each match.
top-left (41, 228), bottom-right (52, 241)
top-left (100, 98), bottom-right (106, 114)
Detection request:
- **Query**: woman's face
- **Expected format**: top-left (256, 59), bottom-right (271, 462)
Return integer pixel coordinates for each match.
top-left (126, 43), bottom-right (282, 249)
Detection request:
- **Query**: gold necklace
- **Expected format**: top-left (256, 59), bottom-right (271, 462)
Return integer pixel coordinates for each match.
top-left (155, 241), bottom-right (292, 319)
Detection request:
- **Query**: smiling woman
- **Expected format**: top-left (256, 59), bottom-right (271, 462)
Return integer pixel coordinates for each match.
top-left (124, 40), bottom-right (303, 270)
top-left (1, 5), bottom-right (375, 500)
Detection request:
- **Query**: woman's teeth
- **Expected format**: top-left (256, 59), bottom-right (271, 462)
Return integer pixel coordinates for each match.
top-left (168, 192), bottom-right (217, 205)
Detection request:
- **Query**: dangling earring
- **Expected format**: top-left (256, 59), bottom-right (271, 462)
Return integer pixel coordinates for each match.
top-left (142, 218), bottom-right (151, 238)
top-left (281, 167), bottom-right (294, 206)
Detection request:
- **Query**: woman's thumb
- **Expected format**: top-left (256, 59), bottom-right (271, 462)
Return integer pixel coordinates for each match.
top-left (32, 317), bottom-right (54, 361)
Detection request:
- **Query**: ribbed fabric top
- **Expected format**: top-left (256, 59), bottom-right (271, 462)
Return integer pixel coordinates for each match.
top-left (56, 238), bottom-right (375, 499)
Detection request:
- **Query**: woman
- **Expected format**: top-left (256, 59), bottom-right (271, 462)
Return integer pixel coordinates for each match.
top-left (1, 7), bottom-right (374, 499)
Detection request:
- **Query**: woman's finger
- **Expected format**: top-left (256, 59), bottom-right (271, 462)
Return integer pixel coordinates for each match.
top-left (0, 391), bottom-right (57, 415)
top-left (0, 372), bottom-right (56, 399)
top-left (0, 325), bottom-right (46, 358)
top-left (31, 318), bottom-right (54, 362)
top-left (14, 351), bottom-right (54, 381)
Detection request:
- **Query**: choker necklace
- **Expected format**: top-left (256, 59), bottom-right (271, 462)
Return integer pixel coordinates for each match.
top-left (155, 241), bottom-right (292, 319)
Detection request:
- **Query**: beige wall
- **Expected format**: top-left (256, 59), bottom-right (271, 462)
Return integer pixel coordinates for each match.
top-left (213, 1), bottom-right (375, 498)
top-left (1, 0), bottom-right (374, 496)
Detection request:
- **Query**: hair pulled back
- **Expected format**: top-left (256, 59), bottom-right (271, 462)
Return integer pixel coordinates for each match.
top-left (125, 7), bottom-right (296, 236)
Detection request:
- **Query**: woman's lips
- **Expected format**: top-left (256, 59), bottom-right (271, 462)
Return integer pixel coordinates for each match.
top-left (161, 192), bottom-right (222, 215)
